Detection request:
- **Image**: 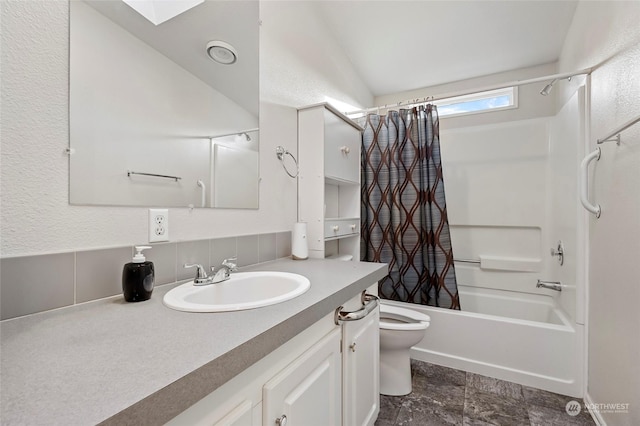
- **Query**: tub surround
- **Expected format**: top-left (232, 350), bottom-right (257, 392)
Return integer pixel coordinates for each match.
top-left (0, 258), bottom-right (387, 425)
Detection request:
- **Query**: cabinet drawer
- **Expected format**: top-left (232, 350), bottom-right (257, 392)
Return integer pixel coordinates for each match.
top-left (325, 219), bottom-right (359, 239)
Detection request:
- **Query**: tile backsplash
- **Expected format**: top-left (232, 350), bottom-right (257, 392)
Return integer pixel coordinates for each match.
top-left (0, 232), bottom-right (292, 321)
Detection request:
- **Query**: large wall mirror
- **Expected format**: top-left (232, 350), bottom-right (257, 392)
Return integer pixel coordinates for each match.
top-left (69, 0), bottom-right (259, 209)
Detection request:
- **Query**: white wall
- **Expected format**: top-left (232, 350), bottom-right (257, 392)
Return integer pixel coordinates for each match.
top-left (559, 2), bottom-right (640, 424)
top-left (0, 0), bottom-right (371, 257)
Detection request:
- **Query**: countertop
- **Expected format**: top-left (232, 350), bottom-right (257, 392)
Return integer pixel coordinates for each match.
top-left (0, 258), bottom-right (387, 425)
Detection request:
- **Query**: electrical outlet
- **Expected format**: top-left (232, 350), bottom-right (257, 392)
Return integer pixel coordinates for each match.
top-left (149, 209), bottom-right (169, 243)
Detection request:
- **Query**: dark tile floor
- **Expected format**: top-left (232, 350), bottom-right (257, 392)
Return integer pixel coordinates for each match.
top-left (375, 360), bottom-right (596, 426)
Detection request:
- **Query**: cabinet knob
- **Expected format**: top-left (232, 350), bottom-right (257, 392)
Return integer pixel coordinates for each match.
top-left (276, 415), bottom-right (287, 426)
top-left (332, 225), bottom-right (339, 232)
top-left (349, 342), bottom-right (357, 352)
top-left (340, 146), bottom-right (351, 155)
top-left (350, 224), bottom-right (357, 231)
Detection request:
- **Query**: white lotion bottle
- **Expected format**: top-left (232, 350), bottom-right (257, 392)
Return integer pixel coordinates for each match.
top-left (292, 222), bottom-right (309, 260)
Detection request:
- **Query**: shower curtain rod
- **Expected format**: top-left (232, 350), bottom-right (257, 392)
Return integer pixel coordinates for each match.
top-left (345, 67), bottom-right (593, 116)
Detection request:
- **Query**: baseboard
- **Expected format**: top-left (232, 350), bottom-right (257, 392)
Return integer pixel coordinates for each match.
top-left (584, 392), bottom-right (607, 426)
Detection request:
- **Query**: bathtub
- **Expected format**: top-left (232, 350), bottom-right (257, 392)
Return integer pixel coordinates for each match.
top-left (385, 285), bottom-right (584, 397)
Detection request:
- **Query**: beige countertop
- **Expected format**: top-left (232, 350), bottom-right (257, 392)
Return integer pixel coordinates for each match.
top-left (0, 258), bottom-right (387, 425)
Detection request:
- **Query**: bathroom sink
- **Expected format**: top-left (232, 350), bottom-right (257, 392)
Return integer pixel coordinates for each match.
top-left (163, 271), bottom-right (311, 312)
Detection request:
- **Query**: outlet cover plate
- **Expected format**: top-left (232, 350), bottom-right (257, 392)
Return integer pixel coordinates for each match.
top-left (149, 209), bottom-right (169, 243)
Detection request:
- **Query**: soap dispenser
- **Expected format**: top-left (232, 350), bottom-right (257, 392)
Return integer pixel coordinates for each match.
top-left (122, 246), bottom-right (154, 302)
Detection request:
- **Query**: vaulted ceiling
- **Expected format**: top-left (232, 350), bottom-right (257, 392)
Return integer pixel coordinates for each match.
top-left (316, 1), bottom-right (579, 97)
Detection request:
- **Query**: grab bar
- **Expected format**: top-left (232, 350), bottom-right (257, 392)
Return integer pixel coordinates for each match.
top-left (597, 115), bottom-right (640, 144)
top-left (579, 148), bottom-right (601, 218)
top-left (334, 293), bottom-right (379, 324)
top-left (536, 280), bottom-right (563, 292)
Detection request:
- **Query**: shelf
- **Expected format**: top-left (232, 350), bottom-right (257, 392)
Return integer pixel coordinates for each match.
top-left (325, 216), bottom-right (359, 221)
top-left (325, 176), bottom-right (359, 186)
top-left (325, 233), bottom-right (360, 242)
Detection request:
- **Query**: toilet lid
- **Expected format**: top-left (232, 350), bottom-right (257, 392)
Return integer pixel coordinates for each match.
top-left (379, 303), bottom-right (430, 331)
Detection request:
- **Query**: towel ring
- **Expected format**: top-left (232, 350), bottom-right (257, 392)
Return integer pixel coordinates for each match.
top-left (276, 146), bottom-right (298, 178)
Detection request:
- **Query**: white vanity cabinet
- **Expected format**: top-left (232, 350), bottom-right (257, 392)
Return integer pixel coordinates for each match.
top-left (263, 328), bottom-right (342, 426)
top-left (166, 313), bottom-right (339, 426)
top-left (167, 286), bottom-right (379, 426)
top-left (342, 306), bottom-right (380, 426)
top-left (338, 289), bottom-right (380, 426)
top-left (298, 103), bottom-right (363, 261)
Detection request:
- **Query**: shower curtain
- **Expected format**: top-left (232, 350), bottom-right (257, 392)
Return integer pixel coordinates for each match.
top-left (360, 105), bottom-right (460, 309)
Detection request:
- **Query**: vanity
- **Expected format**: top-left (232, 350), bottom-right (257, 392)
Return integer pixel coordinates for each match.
top-left (0, 258), bottom-right (387, 425)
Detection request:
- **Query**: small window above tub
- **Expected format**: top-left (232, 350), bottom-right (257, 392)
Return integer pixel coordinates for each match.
top-left (435, 87), bottom-right (517, 118)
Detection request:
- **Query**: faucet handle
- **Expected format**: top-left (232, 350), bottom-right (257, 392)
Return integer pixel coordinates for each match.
top-left (222, 257), bottom-right (238, 271)
top-left (183, 263), bottom-right (208, 279)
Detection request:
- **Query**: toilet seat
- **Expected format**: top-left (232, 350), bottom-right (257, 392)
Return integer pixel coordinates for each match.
top-left (379, 304), bottom-right (431, 331)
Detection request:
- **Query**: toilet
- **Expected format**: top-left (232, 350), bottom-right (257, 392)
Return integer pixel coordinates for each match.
top-left (379, 302), bottom-right (431, 396)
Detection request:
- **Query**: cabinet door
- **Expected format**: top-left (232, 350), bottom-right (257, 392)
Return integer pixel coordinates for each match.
top-left (324, 109), bottom-right (361, 183)
top-left (343, 307), bottom-right (380, 426)
top-left (263, 328), bottom-right (342, 426)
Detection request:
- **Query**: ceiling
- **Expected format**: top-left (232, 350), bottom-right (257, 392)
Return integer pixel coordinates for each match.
top-left (316, 1), bottom-right (579, 97)
top-left (81, 1), bottom-right (577, 112)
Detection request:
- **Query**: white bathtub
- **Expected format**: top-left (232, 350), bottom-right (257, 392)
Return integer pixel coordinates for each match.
top-left (385, 285), bottom-right (584, 397)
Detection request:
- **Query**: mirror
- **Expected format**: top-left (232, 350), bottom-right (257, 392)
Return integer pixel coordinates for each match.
top-left (69, 0), bottom-right (259, 208)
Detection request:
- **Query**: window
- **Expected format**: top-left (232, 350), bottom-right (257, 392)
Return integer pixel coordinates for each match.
top-left (434, 87), bottom-right (517, 118)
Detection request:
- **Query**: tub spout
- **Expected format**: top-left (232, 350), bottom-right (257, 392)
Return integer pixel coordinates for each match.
top-left (536, 280), bottom-right (562, 292)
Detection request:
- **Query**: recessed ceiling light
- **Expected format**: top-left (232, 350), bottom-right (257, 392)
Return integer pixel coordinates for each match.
top-left (122, 0), bottom-right (204, 26)
top-left (206, 41), bottom-right (238, 65)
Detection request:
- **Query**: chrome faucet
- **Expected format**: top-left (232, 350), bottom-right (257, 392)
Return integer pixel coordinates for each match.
top-left (184, 258), bottom-right (238, 286)
top-left (211, 257), bottom-right (238, 283)
top-left (536, 279), bottom-right (563, 292)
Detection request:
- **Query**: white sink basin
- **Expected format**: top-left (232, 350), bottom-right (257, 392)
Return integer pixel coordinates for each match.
top-left (163, 271), bottom-right (311, 312)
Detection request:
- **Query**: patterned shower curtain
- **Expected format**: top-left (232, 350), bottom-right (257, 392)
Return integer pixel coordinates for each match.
top-left (360, 105), bottom-right (460, 309)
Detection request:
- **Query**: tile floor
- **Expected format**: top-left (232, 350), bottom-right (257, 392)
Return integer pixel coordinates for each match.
top-left (375, 360), bottom-right (595, 426)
